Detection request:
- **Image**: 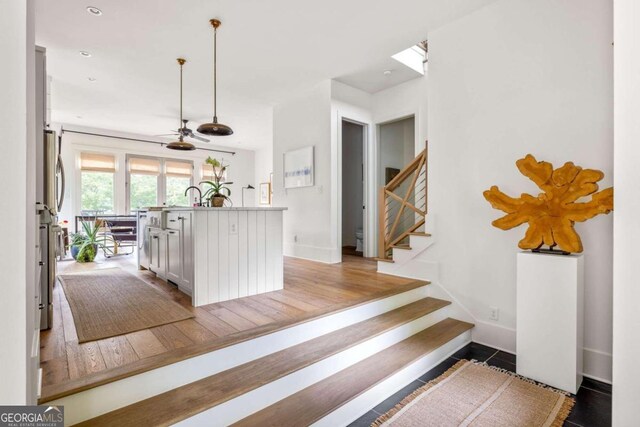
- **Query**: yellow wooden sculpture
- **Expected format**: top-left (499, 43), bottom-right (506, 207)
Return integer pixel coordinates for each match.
top-left (483, 154), bottom-right (613, 253)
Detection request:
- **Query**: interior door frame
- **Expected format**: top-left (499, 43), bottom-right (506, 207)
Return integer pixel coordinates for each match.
top-left (337, 115), bottom-right (375, 260)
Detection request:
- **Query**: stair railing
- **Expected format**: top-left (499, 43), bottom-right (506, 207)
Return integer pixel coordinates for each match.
top-left (378, 144), bottom-right (428, 260)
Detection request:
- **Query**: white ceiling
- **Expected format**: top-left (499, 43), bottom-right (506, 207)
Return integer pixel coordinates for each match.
top-left (35, 0), bottom-right (496, 150)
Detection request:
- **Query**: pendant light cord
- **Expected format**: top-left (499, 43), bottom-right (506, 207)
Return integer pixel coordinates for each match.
top-left (180, 61), bottom-right (183, 128)
top-left (213, 25), bottom-right (217, 121)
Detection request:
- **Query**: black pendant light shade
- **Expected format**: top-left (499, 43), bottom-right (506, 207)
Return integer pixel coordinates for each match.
top-left (197, 118), bottom-right (233, 136)
top-left (167, 136), bottom-right (196, 151)
top-left (197, 19), bottom-right (233, 136)
top-left (168, 58), bottom-right (196, 151)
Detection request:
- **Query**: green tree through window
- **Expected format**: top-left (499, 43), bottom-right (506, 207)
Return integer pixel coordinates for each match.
top-left (166, 176), bottom-right (191, 206)
top-left (130, 174), bottom-right (158, 211)
top-left (81, 171), bottom-right (114, 213)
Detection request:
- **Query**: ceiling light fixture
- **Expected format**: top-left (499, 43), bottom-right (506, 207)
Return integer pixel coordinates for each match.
top-left (383, 70), bottom-right (392, 76)
top-left (79, 51), bottom-right (92, 57)
top-left (167, 58), bottom-right (196, 151)
top-left (86, 6), bottom-right (102, 16)
top-left (197, 19), bottom-right (233, 137)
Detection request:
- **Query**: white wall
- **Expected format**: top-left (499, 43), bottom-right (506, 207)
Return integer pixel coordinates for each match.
top-left (612, 0), bottom-right (640, 422)
top-left (378, 117), bottom-right (415, 187)
top-left (0, 0), bottom-right (36, 404)
top-left (57, 125), bottom-right (256, 224)
top-left (372, 77), bottom-right (427, 157)
top-left (426, 0), bottom-right (613, 380)
top-left (272, 81), bottom-right (334, 262)
top-left (341, 121), bottom-right (364, 247)
top-left (254, 144), bottom-right (273, 206)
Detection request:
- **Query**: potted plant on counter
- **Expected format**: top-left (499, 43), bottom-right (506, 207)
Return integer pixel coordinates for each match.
top-left (70, 220), bottom-right (114, 262)
top-left (201, 157), bottom-right (233, 207)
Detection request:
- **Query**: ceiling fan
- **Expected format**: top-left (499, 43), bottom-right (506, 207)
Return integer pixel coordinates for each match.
top-left (157, 119), bottom-right (211, 143)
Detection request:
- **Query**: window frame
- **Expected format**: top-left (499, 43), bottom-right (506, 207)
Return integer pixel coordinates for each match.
top-left (125, 154), bottom-right (194, 213)
top-left (79, 151), bottom-right (117, 214)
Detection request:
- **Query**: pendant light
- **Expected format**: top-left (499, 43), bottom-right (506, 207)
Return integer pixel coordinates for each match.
top-left (197, 19), bottom-right (233, 136)
top-left (167, 58), bottom-right (196, 151)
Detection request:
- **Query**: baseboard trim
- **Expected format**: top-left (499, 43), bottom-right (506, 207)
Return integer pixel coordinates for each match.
top-left (284, 243), bottom-right (337, 264)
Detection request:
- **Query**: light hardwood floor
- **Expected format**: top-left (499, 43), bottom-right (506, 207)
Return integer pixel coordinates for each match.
top-left (39, 252), bottom-right (421, 402)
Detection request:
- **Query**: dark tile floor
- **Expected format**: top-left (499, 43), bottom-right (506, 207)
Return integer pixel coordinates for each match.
top-left (349, 342), bottom-right (612, 427)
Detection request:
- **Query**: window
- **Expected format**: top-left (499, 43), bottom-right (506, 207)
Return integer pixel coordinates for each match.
top-left (201, 163), bottom-right (227, 182)
top-left (80, 152), bottom-right (115, 213)
top-left (127, 156), bottom-right (194, 212)
top-left (165, 161), bottom-right (192, 207)
top-left (128, 157), bottom-right (160, 212)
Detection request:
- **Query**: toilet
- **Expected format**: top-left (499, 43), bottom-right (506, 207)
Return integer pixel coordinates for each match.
top-left (355, 228), bottom-right (364, 252)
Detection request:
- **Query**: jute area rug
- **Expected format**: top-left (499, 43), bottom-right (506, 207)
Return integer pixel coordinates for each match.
top-left (58, 268), bottom-right (194, 343)
top-left (373, 359), bottom-right (574, 427)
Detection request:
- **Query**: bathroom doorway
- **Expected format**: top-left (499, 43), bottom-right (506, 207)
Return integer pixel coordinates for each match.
top-left (341, 120), bottom-right (365, 257)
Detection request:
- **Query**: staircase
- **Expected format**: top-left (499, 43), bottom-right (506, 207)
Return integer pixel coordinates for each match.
top-left (56, 279), bottom-right (473, 426)
top-left (49, 143), bottom-right (477, 426)
top-left (376, 143), bottom-right (437, 279)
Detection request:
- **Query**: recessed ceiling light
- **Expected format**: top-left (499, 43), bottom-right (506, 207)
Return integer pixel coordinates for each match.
top-left (383, 70), bottom-right (393, 76)
top-left (76, 116), bottom-right (83, 119)
top-left (79, 51), bottom-right (92, 57)
top-left (88, 77), bottom-right (97, 82)
top-left (86, 6), bottom-right (102, 16)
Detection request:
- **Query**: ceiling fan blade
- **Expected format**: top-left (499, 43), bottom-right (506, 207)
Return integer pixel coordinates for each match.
top-left (154, 133), bottom-right (179, 137)
top-left (191, 134), bottom-right (210, 143)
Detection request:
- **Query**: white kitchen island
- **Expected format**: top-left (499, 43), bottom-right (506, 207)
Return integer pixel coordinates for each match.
top-left (159, 207), bottom-right (287, 307)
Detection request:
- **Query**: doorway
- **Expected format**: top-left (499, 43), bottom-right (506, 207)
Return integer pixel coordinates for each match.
top-left (341, 120), bottom-right (365, 258)
top-left (378, 116), bottom-right (415, 188)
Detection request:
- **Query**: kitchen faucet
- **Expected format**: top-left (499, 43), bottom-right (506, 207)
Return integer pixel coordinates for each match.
top-left (184, 186), bottom-right (203, 207)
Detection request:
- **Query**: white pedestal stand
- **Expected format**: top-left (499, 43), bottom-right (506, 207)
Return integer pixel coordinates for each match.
top-left (516, 252), bottom-right (584, 393)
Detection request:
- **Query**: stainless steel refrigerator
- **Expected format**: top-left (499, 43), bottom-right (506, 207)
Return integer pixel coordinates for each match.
top-left (36, 46), bottom-right (64, 330)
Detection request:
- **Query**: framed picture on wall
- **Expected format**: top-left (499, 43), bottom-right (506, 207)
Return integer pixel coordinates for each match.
top-left (259, 182), bottom-right (271, 205)
top-left (284, 146), bottom-right (314, 189)
top-left (269, 172), bottom-right (274, 194)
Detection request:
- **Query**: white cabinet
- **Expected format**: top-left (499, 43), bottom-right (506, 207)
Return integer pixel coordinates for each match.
top-left (162, 210), bottom-right (193, 296)
top-left (166, 229), bottom-right (182, 285)
top-left (148, 228), bottom-right (166, 279)
top-left (180, 213), bottom-right (193, 294)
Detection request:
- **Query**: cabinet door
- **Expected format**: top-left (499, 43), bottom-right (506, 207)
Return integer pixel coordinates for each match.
top-left (179, 213), bottom-right (193, 292)
top-left (166, 229), bottom-right (182, 284)
top-left (149, 230), bottom-right (161, 273)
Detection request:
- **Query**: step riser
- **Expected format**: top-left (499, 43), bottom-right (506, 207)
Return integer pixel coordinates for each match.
top-left (53, 285), bottom-right (430, 425)
top-left (391, 236), bottom-right (434, 264)
top-left (175, 307), bottom-right (450, 426)
top-left (312, 330), bottom-right (472, 427)
top-left (378, 259), bottom-right (439, 282)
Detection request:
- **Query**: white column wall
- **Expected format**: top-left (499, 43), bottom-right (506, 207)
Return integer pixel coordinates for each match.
top-left (612, 0), bottom-right (640, 423)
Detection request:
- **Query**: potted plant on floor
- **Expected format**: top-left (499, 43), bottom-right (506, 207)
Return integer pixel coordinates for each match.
top-left (201, 157), bottom-right (234, 207)
top-left (70, 221), bottom-right (114, 262)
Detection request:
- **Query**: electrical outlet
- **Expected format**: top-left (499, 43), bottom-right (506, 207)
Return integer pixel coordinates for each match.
top-left (490, 306), bottom-right (499, 321)
top-left (230, 222), bottom-right (238, 235)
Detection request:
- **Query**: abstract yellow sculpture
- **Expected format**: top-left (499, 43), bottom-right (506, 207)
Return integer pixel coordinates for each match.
top-left (483, 154), bottom-right (613, 253)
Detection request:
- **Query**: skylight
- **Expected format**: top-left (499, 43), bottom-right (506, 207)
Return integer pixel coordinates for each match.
top-left (391, 42), bottom-right (427, 75)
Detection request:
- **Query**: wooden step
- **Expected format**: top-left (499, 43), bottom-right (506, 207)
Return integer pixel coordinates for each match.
top-left (391, 244), bottom-right (412, 250)
top-left (374, 257), bottom-right (394, 263)
top-left (234, 318), bottom-right (474, 426)
top-left (78, 297), bottom-right (451, 426)
top-left (409, 232), bottom-right (432, 237)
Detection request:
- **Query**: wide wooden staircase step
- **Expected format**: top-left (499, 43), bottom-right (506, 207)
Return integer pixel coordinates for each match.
top-left (78, 297), bottom-right (451, 426)
top-left (234, 318), bottom-right (474, 426)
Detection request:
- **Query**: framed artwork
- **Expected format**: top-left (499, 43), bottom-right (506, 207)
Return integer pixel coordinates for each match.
top-left (259, 182), bottom-right (272, 205)
top-left (284, 146), bottom-right (314, 189)
top-left (269, 172), bottom-right (274, 194)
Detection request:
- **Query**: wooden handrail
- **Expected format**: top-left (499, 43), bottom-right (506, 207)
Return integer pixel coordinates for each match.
top-left (378, 144), bottom-right (428, 259)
